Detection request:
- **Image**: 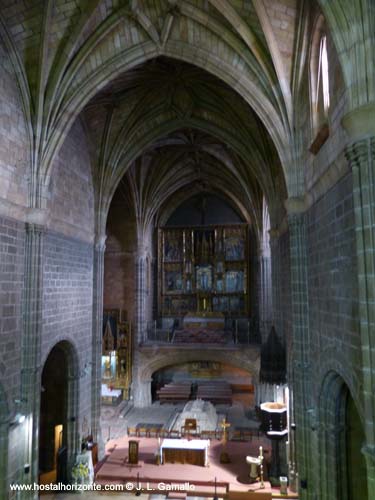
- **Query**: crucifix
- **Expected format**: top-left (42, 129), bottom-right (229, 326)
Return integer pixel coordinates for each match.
top-left (220, 417), bottom-right (231, 463)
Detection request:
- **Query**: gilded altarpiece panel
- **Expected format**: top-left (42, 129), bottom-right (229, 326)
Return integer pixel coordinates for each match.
top-left (158, 224), bottom-right (248, 317)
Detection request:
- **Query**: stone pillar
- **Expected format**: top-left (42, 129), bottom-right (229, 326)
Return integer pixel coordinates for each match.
top-left (131, 351), bottom-right (152, 408)
top-left (132, 378), bottom-right (152, 408)
top-left (269, 229), bottom-right (280, 331)
top-left (258, 246), bottom-right (272, 342)
top-left (135, 251), bottom-right (148, 344)
top-left (0, 416), bottom-right (9, 498)
top-left (345, 136), bottom-right (375, 496)
top-left (20, 222), bottom-right (44, 498)
top-left (91, 236), bottom-right (106, 459)
top-left (286, 199), bottom-right (312, 499)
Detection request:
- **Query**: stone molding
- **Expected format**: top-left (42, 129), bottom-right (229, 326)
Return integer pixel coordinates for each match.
top-left (342, 103), bottom-right (375, 141)
top-left (345, 136), bottom-right (375, 169)
top-left (362, 445), bottom-right (375, 466)
top-left (95, 234), bottom-right (107, 252)
top-left (284, 196), bottom-right (308, 216)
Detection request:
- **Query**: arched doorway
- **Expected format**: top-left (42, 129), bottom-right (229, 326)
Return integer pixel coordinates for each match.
top-left (133, 346), bottom-right (259, 407)
top-left (319, 372), bottom-right (368, 500)
top-left (152, 361), bottom-right (254, 407)
top-left (346, 393), bottom-right (367, 499)
top-left (39, 341), bottom-right (79, 484)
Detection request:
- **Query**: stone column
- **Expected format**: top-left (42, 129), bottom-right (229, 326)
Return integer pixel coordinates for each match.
top-left (258, 246), bottom-right (272, 342)
top-left (286, 199), bottom-right (312, 499)
top-left (0, 413), bottom-right (9, 499)
top-left (132, 378), bottom-right (152, 408)
top-left (135, 250), bottom-right (148, 345)
top-left (345, 135), bottom-right (375, 495)
top-left (20, 222), bottom-right (44, 498)
top-left (269, 229), bottom-right (280, 331)
top-left (130, 348), bottom-right (152, 408)
top-left (91, 236), bottom-right (106, 459)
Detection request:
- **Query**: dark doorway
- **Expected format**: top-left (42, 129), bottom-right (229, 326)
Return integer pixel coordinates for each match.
top-left (346, 393), bottom-right (368, 499)
top-left (39, 344), bottom-right (68, 483)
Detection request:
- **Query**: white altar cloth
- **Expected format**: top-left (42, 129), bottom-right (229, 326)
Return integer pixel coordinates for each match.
top-left (160, 438), bottom-right (210, 466)
top-left (101, 383), bottom-right (121, 397)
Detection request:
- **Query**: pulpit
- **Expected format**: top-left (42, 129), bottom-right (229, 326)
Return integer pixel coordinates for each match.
top-left (128, 440), bottom-right (139, 465)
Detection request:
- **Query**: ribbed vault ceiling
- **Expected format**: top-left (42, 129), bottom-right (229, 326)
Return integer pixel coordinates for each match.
top-left (83, 57), bottom-right (286, 235)
top-left (1, 0), bottom-right (367, 222)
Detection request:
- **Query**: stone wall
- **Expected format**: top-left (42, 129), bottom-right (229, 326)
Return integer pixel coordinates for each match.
top-left (271, 228), bottom-right (291, 345)
top-left (42, 231), bottom-right (94, 423)
top-left (306, 171), bottom-right (360, 391)
top-left (47, 119), bottom-right (95, 243)
top-left (104, 193), bottom-right (137, 322)
top-left (0, 41), bottom-right (29, 212)
top-left (279, 230), bottom-right (291, 343)
top-left (0, 215), bottom-right (25, 488)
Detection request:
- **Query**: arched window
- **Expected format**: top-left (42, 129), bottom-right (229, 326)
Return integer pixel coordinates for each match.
top-left (317, 35), bottom-right (330, 114)
top-left (309, 16), bottom-right (330, 154)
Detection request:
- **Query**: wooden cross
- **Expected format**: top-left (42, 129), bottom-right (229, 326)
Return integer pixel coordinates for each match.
top-left (220, 418), bottom-right (231, 444)
top-left (220, 418), bottom-right (231, 463)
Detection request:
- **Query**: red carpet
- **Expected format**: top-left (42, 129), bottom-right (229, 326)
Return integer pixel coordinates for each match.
top-left (95, 436), bottom-right (298, 498)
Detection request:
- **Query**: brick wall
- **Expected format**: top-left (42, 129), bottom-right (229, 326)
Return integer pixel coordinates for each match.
top-left (104, 196), bottom-right (137, 322)
top-left (0, 42), bottom-right (29, 209)
top-left (47, 118), bottom-right (95, 242)
top-left (0, 215), bottom-right (25, 486)
top-left (307, 172), bottom-right (360, 382)
top-left (0, 216), bottom-right (24, 399)
top-left (42, 231), bottom-right (94, 423)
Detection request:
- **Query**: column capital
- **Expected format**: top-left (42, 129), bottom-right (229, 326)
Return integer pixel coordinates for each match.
top-left (341, 103), bottom-right (375, 142)
top-left (95, 234), bottom-right (107, 252)
top-left (345, 136), bottom-right (375, 169)
top-left (268, 228), bottom-right (280, 240)
top-left (284, 196), bottom-right (308, 216)
top-left (361, 444), bottom-right (375, 466)
top-left (25, 222), bottom-right (46, 236)
top-left (25, 208), bottom-right (49, 232)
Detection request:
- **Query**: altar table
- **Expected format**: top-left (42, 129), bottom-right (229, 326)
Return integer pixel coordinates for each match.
top-left (160, 438), bottom-right (210, 466)
top-left (183, 315), bottom-right (225, 330)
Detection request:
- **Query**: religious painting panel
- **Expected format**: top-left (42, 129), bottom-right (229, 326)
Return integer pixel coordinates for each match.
top-left (225, 270), bottom-right (244, 292)
top-left (194, 230), bottom-right (215, 264)
top-left (164, 231), bottom-right (183, 262)
top-left (224, 228), bottom-right (245, 260)
top-left (102, 353), bottom-right (116, 381)
top-left (229, 295), bottom-right (245, 312)
top-left (165, 269), bottom-right (183, 292)
top-left (195, 265), bottom-right (213, 291)
top-left (212, 296), bottom-right (228, 312)
top-left (189, 361), bottom-right (221, 377)
top-left (216, 278), bottom-right (224, 292)
top-left (168, 296), bottom-right (196, 315)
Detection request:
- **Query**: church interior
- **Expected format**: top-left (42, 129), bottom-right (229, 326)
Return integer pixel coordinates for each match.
top-left (0, 1), bottom-right (374, 499)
